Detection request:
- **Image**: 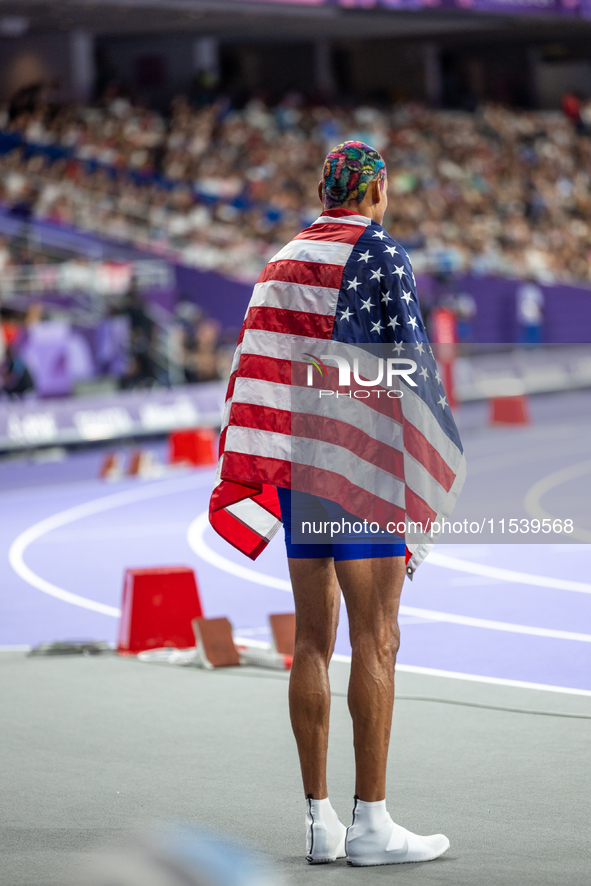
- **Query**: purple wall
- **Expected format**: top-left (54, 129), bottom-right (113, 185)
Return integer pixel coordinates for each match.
top-left (178, 266), bottom-right (591, 344)
top-left (456, 275), bottom-right (591, 343)
top-left (175, 265), bottom-right (250, 332)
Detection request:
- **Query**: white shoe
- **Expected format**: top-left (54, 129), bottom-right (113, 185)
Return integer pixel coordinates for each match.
top-left (345, 796), bottom-right (450, 866)
top-left (306, 796), bottom-right (347, 864)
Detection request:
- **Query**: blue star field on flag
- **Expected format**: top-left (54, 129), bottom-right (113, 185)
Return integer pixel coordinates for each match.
top-left (332, 220), bottom-right (462, 450)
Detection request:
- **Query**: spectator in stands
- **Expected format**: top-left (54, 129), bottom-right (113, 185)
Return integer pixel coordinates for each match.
top-left (0, 236), bottom-right (11, 274)
top-left (8, 83), bottom-right (44, 122)
top-left (123, 279), bottom-right (154, 339)
top-left (119, 280), bottom-right (158, 388)
top-left (562, 92), bottom-right (583, 133)
top-left (516, 277), bottom-right (544, 345)
top-left (453, 291), bottom-right (477, 344)
top-left (580, 98), bottom-right (591, 135)
top-left (0, 307), bottom-right (23, 351)
top-left (3, 93), bottom-right (591, 288)
top-left (95, 307), bottom-right (131, 380)
top-left (0, 345), bottom-right (34, 397)
top-left (185, 318), bottom-right (222, 383)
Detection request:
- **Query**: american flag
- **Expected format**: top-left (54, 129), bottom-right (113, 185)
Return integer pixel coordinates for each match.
top-left (209, 207), bottom-right (466, 574)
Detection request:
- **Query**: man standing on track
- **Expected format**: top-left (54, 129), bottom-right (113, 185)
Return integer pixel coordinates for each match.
top-left (210, 142), bottom-right (464, 866)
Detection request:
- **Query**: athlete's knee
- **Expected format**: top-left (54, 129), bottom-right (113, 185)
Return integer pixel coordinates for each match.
top-left (294, 626), bottom-right (336, 663)
top-left (350, 620), bottom-right (400, 662)
top-left (390, 622), bottom-right (401, 658)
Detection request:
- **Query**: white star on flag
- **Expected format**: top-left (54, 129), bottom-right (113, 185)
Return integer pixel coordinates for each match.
top-left (360, 296), bottom-right (373, 311)
top-left (392, 341), bottom-right (404, 355)
top-left (419, 366), bottom-right (429, 380)
top-left (372, 230), bottom-right (386, 240)
top-left (381, 290), bottom-right (392, 304)
top-left (370, 268), bottom-right (384, 282)
top-left (371, 320), bottom-right (383, 334)
top-left (347, 277), bottom-right (360, 291)
top-left (387, 315), bottom-right (400, 330)
top-left (340, 307), bottom-right (353, 322)
top-left (393, 266), bottom-right (406, 279)
top-left (357, 250), bottom-right (371, 263)
top-left (401, 290), bottom-right (412, 304)
top-left (384, 245), bottom-right (398, 256)
top-left (435, 369), bottom-right (442, 383)
top-left (415, 342), bottom-right (424, 355)
top-left (408, 315), bottom-right (418, 330)
top-left (438, 395), bottom-right (448, 409)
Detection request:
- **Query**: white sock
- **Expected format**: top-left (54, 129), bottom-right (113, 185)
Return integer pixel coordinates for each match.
top-left (307, 797), bottom-right (342, 832)
top-left (308, 797), bottom-right (332, 813)
top-left (346, 797), bottom-right (450, 865)
top-left (306, 796), bottom-right (346, 862)
top-left (352, 798), bottom-right (390, 827)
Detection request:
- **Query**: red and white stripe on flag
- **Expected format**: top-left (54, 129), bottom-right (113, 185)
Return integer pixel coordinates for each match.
top-left (209, 212), bottom-right (370, 560)
top-left (209, 210), bottom-right (465, 572)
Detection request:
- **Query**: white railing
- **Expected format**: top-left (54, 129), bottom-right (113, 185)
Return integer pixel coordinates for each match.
top-left (0, 259), bottom-right (173, 297)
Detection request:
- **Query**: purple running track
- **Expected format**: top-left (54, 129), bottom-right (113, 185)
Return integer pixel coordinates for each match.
top-left (1, 437), bottom-right (590, 694)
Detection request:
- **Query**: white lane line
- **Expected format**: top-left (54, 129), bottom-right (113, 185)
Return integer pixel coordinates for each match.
top-left (426, 551), bottom-right (591, 595)
top-left (400, 606), bottom-right (591, 643)
top-left (524, 458), bottom-right (591, 543)
top-left (466, 437), bottom-right (590, 475)
top-left (8, 475), bottom-right (213, 617)
top-left (35, 523), bottom-right (191, 543)
top-left (231, 644), bottom-right (591, 698)
top-left (187, 511), bottom-right (292, 592)
top-left (334, 657), bottom-right (591, 698)
top-left (186, 512), bottom-right (591, 642)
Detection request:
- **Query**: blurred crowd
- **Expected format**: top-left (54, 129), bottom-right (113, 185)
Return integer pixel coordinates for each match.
top-left (2, 93), bottom-right (591, 284)
top-left (0, 242), bottom-right (236, 398)
top-left (103, 286), bottom-right (236, 392)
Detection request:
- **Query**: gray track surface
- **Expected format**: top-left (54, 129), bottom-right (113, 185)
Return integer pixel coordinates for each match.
top-left (1, 653), bottom-right (590, 886)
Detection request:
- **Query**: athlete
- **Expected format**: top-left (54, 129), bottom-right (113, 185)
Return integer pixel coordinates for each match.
top-left (210, 141), bottom-right (462, 866)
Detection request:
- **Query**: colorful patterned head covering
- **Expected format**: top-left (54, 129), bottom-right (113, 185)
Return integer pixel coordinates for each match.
top-left (321, 140), bottom-right (386, 209)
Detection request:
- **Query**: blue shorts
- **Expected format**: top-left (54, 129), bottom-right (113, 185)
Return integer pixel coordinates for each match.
top-left (276, 487), bottom-right (406, 560)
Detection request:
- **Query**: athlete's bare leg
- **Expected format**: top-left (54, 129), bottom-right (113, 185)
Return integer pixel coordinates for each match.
top-left (287, 555), bottom-right (405, 802)
top-left (335, 556), bottom-right (406, 802)
top-left (287, 556), bottom-right (340, 799)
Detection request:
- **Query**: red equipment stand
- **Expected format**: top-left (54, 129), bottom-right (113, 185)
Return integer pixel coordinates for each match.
top-left (489, 394), bottom-right (530, 425)
top-left (269, 613), bottom-right (296, 657)
top-left (192, 617), bottom-right (241, 668)
top-left (117, 566), bottom-right (203, 654)
top-left (168, 428), bottom-right (217, 466)
top-left (99, 451), bottom-right (121, 480)
top-left (126, 449), bottom-right (151, 476)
